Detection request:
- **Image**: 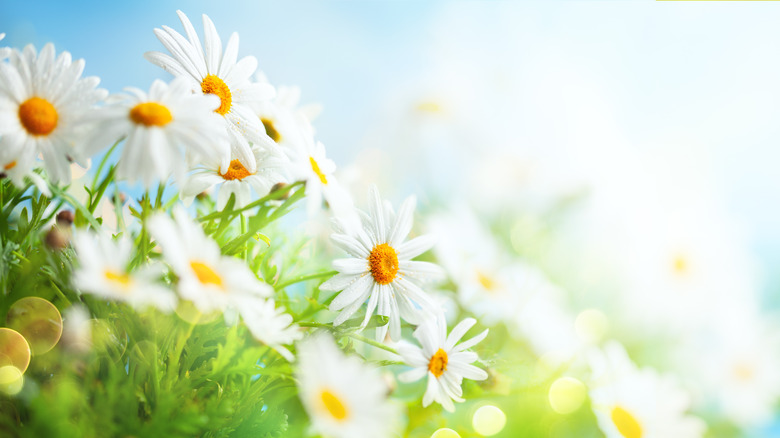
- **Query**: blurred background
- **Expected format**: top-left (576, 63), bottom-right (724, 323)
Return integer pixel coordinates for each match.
top-left (4, 1), bottom-right (780, 436)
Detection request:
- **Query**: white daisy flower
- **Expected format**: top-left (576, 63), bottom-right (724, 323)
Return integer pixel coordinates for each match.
top-left (397, 315), bottom-right (489, 412)
top-left (180, 142), bottom-right (286, 209)
top-left (0, 43), bottom-right (107, 183)
top-left (84, 78), bottom-right (228, 188)
top-left (296, 334), bottom-right (400, 438)
top-left (287, 129), bottom-right (354, 221)
top-left (252, 76), bottom-right (319, 152)
top-left (0, 144), bottom-right (50, 196)
top-left (588, 341), bottom-right (706, 438)
top-left (145, 10), bottom-right (276, 167)
top-left (147, 207), bottom-right (272, 314)
top-left (0, 33), bottom-right (9, 60)
top-left (241, 298), bottom-right (302, 361)
top-left (72, 231), bottom-right (176, 311)
top-left (320, 185), bottom-right (443, 341)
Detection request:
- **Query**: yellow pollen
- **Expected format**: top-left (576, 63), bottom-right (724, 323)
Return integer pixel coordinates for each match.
top-left (611, 406), bottom-right (642, 438)
top-left (320, 389), bottom-right (349, 421)
top-left (220, 159), bottom-right (252, 181)
top-left (129, 102), bottom-right (172, 127)
top-left (428, 348), bottom-right (448, 378)
top-left (201, 74), bottom-right (232, 115)
top-left (261, 118), bottom-right (282, 143)
top-left (368, 243), bottom-right (399, 285)
top-left (309, 157), bottom-right (328, 185)
top-left (476, 270), bottom-right (496, 291)
top-left (190, 261), bottom-right (223, 287)
top-left (3, 161), bottom-right (17, 171)
top-left (416, 101), bottom-right (443, 113)
top-left (18, 97), bottom-right (58, 136)
top-left (104, 270), bottom-right (131, 287)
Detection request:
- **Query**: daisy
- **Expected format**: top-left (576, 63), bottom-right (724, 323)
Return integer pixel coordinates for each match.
top-left (0, 43), bottom-right (107, 183)
top-left (72, 231), bottom-right (176, 311)
top-left (252, 75), bottom-right (320, 152)
top-left (397, 315), bottom-right (489, 412)
top-left (84, 78), bottom-right (228, 188)
top-left (0, 143), bottom-right (50, 196)
top-left (241, 298), bottom-right (302, 361)
top-left (296, 334), bottom-right (400, 438)
top-left (0, 33), bottom-right (8, 60)
top-left (147, 207), bottom-right (272, 314)
top-left (180, 142), bottom-right (286, 209)
top-left (287, 127), bottom-right (354, 221)
top-left (145, 10), bottom-right (276, 167)
top-left (320, 185), bottom-right (443, 341)
top-left (588, 341), bottom-right (706, 438)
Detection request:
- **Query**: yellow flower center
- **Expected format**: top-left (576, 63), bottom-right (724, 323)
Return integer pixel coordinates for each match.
top-left (3, 161), bottom-right (17, 171)
top-left (476, 270), bottom-right (496, 291)
top-left (190, 261), bottom-right (223, 287)
top-left (220, 159), bottom-right (252, 181)
top-left (201, 74), bottom-right (232, 115)
top-left (104, 270), bottom-right (131, 288)
top-left (129, 102), bottom-right (173, 127)
top-left (672, 254), bottom-right (688, 275)
top-left (261, 118), bottom-right (282, 143)
top-left (428, 348), bottom-right (448, 378)
top-left (309, 157), bottom-right (328, 185)
top-left (368, 243), bottom-right (399, 285)
top-left (733, 362), bottom-right (754, 382)
top-left (611, 406), bottom-right (642, 438)
top-left (320, 389), bottom-right (349, 421)
top-left (18, 97), bottom-right (58, 136)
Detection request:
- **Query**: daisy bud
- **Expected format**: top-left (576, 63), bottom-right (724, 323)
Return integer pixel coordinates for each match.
top-left (44, 227), bottom-right (69, 250)
top-left (56, 210), bottom-right (74, 227)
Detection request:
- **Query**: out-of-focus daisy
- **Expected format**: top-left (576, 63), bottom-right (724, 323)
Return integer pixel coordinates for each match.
top-left (320, 185), bottom-right (443, 341)
top-left (145, 10), bottom-right (275, 166)
top-left (147, 207), bottom-right (271, 313)
top-left (72, 231), bottom-right (176, 311)
top-left (180, 143), bottom-right (286, 209)
top-left (588, 341), bottom-right (706, 438)
top-left (0, 43), bottom-right (107, 183)
top-left (84, 78), bottom-right (227, 188)
top-left (287, 129), bottom-right (354, 221)
top-left (296, 334), bottom-right (400, 438)
top-left (0, 144), bottom-right (50, 195)
top-left (676, 309), bottom-right (780, 427)
top-left (0, 33), bottom-right (8, 60)
top-left (397, 315), bottom-right (489, 412)
top-left (252, 77), bottom-right (319, 152)
top-left (241, 298), bottom-right (302, 361)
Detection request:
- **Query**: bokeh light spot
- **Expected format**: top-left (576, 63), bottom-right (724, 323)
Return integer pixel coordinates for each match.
top-left (0, 366), bottom-right (24, 395)
top-left (548, 376), bottom-right (587, 414)
top-left (431, 428), bottom-right (461, 438)
top-left (472, 405), bottom-right (506, 436)
top-left (7, 297), bottom-right (63, 355)
top-left (0, 328), bottom-right (31, 373)
top-left (174, 300), bottom-right (221, 325)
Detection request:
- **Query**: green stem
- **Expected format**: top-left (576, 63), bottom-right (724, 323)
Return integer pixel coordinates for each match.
top-left (274, 270), bottom-right (338, 291)
top-left (197, 181), bottom-right (303, 222)
top-left (49, 185), bottom-right (102, 230)
top-left (49, 280), bottom-right (72, 307)
top-left (346, 332), bottom-right (399, 355)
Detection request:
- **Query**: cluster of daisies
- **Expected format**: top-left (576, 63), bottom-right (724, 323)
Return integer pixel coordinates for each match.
top-left (0, 13), bottom-right (491, 437)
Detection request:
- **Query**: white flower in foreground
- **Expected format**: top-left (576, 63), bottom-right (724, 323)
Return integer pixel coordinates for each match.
top-left (147, 207), bottom-right (271, 313)
top-left (0, 43), bottom-right (107, 183)
top-left (397, 315), bottom-right (489, 412)
top-left (321, 185), bottom-right (443, 341)
top-left (296, 334), bottom-right (400, 438)
top-left (588, 342), bottom-right (705, 438)
top-left (145, 10), bottom-right (276, 166)
top-left (180, 143), bottom-right (286, 209)
top-left (0, 144), bottom-right (50, 195)
top-left (0, 33), bottom-right (8, 60)
top-left (287, 130), bottom-right (354, 221)
top-left (242, 298), bottom-right (302, 361)
top-left (84, 78), bottom-right (228, 188)
top-left (72, 231), bottom-right (176, 311)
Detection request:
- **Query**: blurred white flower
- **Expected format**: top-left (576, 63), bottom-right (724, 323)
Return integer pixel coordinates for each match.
top-left (242, 298), bottom-right (302, 361)
top-left (72, 231), bottom-right (176, 311)
top-left (145, 10), bottom-right (276, 166)
top-left (85, 78), bottom-right (228, 188)
top-left (0, 43), bottom-right (107, 183)
top-left (397, 315), bottom-right (488, 412)
top-left (252, 76), bottom-right (319, 152)
top-left (589, 341), bottom-right (706, 438)
top-left (296, 334), bottom-right (400, 438)
top-left (320, 185), bottom-right (443, 341)
top-left (147, 207), bottom-right (271, 314)
top-left (61, 305), bottom-right (92, 354)
top-left (180, 143), bottom-right (286, 209)
top-left (0, 33), bottom-right (8, 60)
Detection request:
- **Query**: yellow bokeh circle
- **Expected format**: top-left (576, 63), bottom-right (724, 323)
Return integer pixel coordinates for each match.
top-left (7, 297), bottom-right (63, 355)
top-left (472, 405), bottom-right (506, 436)
top-left (548, 376), bottom-right (587, 414)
